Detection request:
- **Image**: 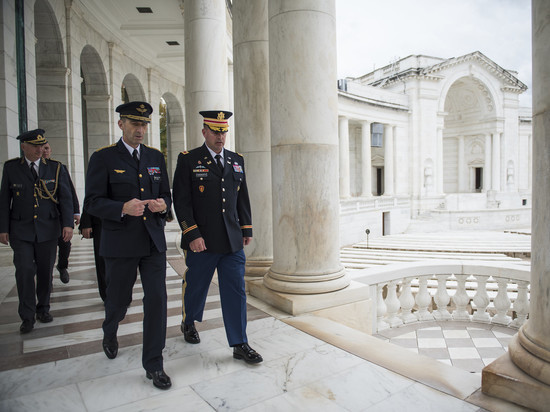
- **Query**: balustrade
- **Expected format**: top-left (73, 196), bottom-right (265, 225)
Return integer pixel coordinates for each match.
top-left (359, 261), bottom-right (530, 334)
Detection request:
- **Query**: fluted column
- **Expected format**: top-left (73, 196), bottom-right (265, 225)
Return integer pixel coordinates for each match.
top-left (458, 136), bottom-right (465, 192)
top-left (233, 0), bottom-right (273, 276)
top-left (484, 134), bottom-right (492, 192)
top-left (361, 121), bottom-right (372, 197)
top-left (264, 0), bottom-right (348, 294)
top-left (483, 2), bottom-right (550, 408)
top-left (383, 124), bottom-right (394, 195)
top-left (491, 132), bottom-right (501, 191)
top-left (184, 0), bottom-right (229, 148)
top-left (339, 116), bottom-right (351, 198)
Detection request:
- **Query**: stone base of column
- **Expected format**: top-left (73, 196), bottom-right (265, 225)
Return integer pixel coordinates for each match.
top-left (248, 279), bottom-right (371, 330)
top-left (244, 259), bottom-right (273, 277)
top-left (482, 335), bottom-right (550, 410)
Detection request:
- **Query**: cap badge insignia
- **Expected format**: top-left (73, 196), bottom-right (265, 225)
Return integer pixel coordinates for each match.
top-left (217, 112), bottom-right (225, 120)
top-left (137, 104), bottom-right (147, 114)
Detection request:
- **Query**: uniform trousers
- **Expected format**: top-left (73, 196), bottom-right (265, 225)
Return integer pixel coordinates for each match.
top-left (57, 237), bottom-right (71, 270)
top-left (10, 238), bottom-right (57, 321)
top-left (91, 228), bottom-right (107, 301)
top-left (103, 243), bottom-right (167, 372)
top-left (183, 249), bottom-right (247, 346)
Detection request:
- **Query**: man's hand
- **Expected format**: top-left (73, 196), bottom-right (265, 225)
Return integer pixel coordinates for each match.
top-left (122, 199), bottom-right (149, 216)
top-left (189, 237), bottom-right (206, 253)
top-left (81, 228), bottom-right (93, 239)
top-left (74, 214), bottom-right (81, 225)
top-left (62, 227), bottom-right (73, 242)
top-left (148, 198), bottom-right (167, 213)
top-left (243, 237), bottom-right (252, 246)
top-left (0, 233), bottom-right (9, 245)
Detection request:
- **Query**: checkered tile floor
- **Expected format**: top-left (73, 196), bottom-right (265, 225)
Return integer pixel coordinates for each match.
top-left (374, 321), bottom-right (516, 375)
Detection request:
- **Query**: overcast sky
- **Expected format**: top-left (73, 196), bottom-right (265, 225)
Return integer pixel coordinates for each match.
top-left (335, 0), bottom-right (532, 106)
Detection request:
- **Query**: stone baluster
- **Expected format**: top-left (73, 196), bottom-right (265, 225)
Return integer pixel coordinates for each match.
top-left (384, 281), bottom-right (404, 327)
top-left (433, 275), bottom-right (452, 320)
top-left (399, 277), bottom-right (417, 323)
top-left (492, 277), bottom-right (512, 325)
top-left (452, 274), bottom-right (471, 320)
top-left (472, 275), bottom-right (491, 322)
top-left (415, 276), bottom-right (434, 321)
top-left (510, 280), bottom-right (530, 329)
top-left (376, 284), bottom-right (389, 332)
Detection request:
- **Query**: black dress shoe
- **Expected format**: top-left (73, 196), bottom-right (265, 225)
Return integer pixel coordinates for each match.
top-left (102, 336), bottom-right (118, 359)
top-left (20, 319), bottom-right (34, 334)
top-left (58, 266), bottom-right (70, 284)
top-left (36, 312), bottom-right (53, 323)
top-left (181, 322), bottom-right (200, 344)
top-left (146, 370), bottom-right (172, 390)
top-left (233, 343), bottom-right (263, 364)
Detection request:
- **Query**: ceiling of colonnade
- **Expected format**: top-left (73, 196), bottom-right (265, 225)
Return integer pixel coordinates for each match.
top-left (77, 0), bottom-right (186, 79)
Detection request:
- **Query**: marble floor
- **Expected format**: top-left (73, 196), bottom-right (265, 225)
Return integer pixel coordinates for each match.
top-left (0, 224), bottom-right (528, 411)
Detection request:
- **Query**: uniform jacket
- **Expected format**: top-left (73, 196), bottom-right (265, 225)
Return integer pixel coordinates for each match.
top-left (173, 144), bottom-right (252, 254)
top-left (0, 157), bottom-right (74, 242)
top-left (84, 139), bottom-right (172, 257)
top-left (63, 164), bottom-right (80, 215)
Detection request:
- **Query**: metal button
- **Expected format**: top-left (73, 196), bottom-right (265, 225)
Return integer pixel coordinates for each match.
top-left (139, 174), bottom-right (142, 178)
top-left (143, 217), bottom-right (147, 220)
top-left (222, 188), bottom-right (225, 192)
top-left (34, 215), bottom-right (37, 219)
top-left (222, 209), bottom-right (225, 213)
top-left (223, 198), bottom-right (226, 202)
top-left (140, 188), bottom-right (144, 192)
top-left (221, 178), bottom-right (224, 182)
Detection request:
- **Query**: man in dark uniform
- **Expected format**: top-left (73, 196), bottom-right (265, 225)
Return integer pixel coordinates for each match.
top-left (0, 129), bottom-right (74, 333)
top-left (79, 208), bottom-right (106, 301)
top-left (84, 101), bottom-right (172, 390)
top-left (172, 110), bottom-right (263, 364)
top-left (43, 142), bottom-right (80, 284)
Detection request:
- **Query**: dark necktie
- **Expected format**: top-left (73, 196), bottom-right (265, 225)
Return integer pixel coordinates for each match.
top-left (215, 154), bottom-right (224, 172)
top-left (30, 162), bottom-right (38, 180)
top-left (132, 149), bottom-right (139, 167)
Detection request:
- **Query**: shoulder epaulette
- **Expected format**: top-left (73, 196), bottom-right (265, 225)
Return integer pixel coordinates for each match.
top-left (236, 152), bottom-right (244, 158)
top-left (5, 157), bottom-right (20, 164)
top-left (144, 144), bottom-right (163, 153)
top-left (181, 150), bottom-right (189, 155)
top-left (44, 157), bottom-right (61, 164)
top-left (96, 143), bottom-right (116, 152)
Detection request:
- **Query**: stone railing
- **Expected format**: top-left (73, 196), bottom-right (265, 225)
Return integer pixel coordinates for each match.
top-left (351, 260), bottom-right (530, 334)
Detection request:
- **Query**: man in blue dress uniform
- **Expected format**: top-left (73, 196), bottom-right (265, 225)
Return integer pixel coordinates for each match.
top-left (84, 101), bottom-right (172, 390)
top-left (172, 110), bottom-right (263, 364)
top-left (0, 129), bottom-right (74, 333)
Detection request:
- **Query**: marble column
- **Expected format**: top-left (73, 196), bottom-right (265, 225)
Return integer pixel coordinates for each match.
top-left (436, 128), bottom-right (443, 194)
top-left (491, 132), bottom-right (501, 191)
top-left (184, 0), bottom-right (229, 148)
top-left (383, 124), bottom-right (394, 195)
top-left (457, 136), bottom-right (465, 192)
top-left (263, 0), bottom-right (348, 294)
top-left (361, 121), bottom-right (372, 197)
top-left (482, 1), bottom-right (550, 408)
top-left (339, 116), bottom-right (351, 198)
top-left (232, 0), bottom-right (273, 276)
top-left (484, 134), bottom-right (492, 192)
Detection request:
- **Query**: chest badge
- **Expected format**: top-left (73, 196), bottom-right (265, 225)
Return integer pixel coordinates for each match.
top-left (199, 185), bottom-right (205, 193)
top-left (114, 169), bottom-right (126, 174)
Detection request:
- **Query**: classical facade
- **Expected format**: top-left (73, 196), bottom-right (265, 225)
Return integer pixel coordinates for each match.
top-left (338, 52), bottom-right (532, 245)
top-left (1, 0), bottom-right (549, 409)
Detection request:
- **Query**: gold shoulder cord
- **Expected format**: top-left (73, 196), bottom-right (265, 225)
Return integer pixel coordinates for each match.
top-left (35, 162), bottom-right (61, 204)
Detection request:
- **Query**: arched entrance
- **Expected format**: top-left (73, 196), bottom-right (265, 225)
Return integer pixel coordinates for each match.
top-left (34, 0), bottom-right (69, 165)
top-left (442, 76), bottom-right (497, 194)
top-left (80, 45), bottom-right (110, 169)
